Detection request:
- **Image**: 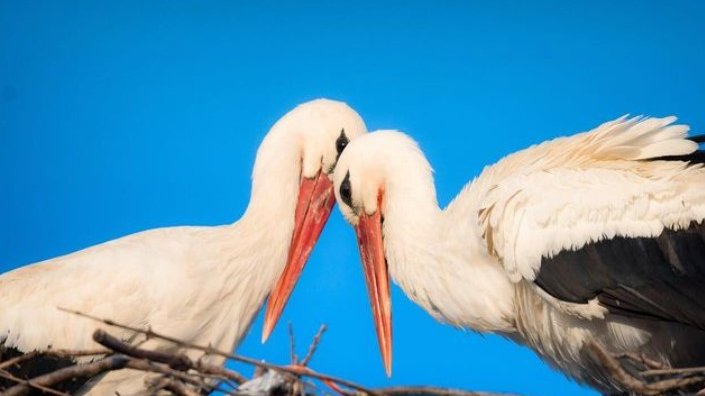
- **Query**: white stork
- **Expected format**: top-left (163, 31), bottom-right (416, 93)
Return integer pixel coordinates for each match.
top-left (0, 98), bottom-right (367, 395)
top-left (332, 116), bottom-right (705, 394)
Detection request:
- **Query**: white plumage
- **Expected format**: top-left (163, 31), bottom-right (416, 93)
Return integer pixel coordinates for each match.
top-left (472, 116), bottom-right (702, 282)
top-left (333, 115), bottom-right (705, 393)
top-left (0, 98), bottom-right (367, 395)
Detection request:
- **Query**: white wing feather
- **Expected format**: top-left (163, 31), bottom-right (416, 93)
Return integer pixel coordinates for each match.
top-left (474, 116), bottom-right (705, 282)
top-left (0, 227), bottom-right (211, 352)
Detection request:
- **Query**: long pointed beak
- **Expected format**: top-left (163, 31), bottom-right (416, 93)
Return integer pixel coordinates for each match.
top-left (355, 210), bottom-right (393, 376)
top-left (262, 171), bottom-right (336, 342)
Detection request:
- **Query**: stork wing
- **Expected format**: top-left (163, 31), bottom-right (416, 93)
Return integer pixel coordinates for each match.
top-left (535, 220), bottom-right (705, 328)
top-left (0, 227), bottom-right (199, 354)
top-left (0, 226), bottom-right (217, 393)
top-left (476, 116), bottom-right (705, 327)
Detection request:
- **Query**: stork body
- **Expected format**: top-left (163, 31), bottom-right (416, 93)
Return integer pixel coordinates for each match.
top-left (333, 116), bottom-right (705, 394)
top-left (0, 99), bottom-right (366, 395)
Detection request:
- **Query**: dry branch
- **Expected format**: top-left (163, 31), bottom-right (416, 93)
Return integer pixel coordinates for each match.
top-left (148, 377), bottom-right (202, 396)
top-left (58, 308), bottom-right (377, 395)
top-left (586, 340), bottom-right (705, 395)
top-left (0, 349), bottom-right (106, 371)
top-left (288, 323), bottom-right (298, 365)
top-left (92, 329), bottom-right (247, 384)
top-left (0, 369), bottom-right (70, 396)
top-left (10, 309), bottom-right (705, 396)
top-left (300, 325), bottom-right (326, 367)
top-left (3, 355), bottom-right (129, 396)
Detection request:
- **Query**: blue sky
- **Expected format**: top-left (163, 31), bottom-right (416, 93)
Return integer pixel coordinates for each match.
top-left (2, 2), bottom-right (705, 395)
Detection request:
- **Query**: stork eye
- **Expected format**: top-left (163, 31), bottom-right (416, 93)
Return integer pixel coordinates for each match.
top-left (335, 129), bottom-right (348, 157)
top-left (339, 171), bottom-right (353, 207)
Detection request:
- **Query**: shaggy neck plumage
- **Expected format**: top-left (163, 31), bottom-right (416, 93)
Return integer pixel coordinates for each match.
top-left (382, 160), bottom-right (516, 333)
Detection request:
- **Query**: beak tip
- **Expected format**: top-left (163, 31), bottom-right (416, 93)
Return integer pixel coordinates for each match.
top-left (383, 352), bottom-right (392, 377)
top-left (261, 319), bottom-right (273, 343)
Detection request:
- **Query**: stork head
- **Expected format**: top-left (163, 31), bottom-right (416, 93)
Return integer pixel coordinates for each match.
top-left (333, 131), bottom-right (434, 376)
top-left (261, 99), bottom-right (367, 342)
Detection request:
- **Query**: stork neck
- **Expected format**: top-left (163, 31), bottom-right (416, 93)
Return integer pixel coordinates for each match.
top-left (382, 177), bottom-right (516, 333)
top-left (243, 123), bottom-right (303, 224)
top-left (221, 120), bottom-right (305, 283)
top-left (199, 126), bottom-right (304, 352)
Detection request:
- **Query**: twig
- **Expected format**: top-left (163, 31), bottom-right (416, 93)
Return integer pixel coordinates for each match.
top-left (0, 369), bottom-right (70, 396)
top-left (1, 312), bottom-right (530, 396)
top-left (642, 365), bottom-right (705, 378)
top-left (125, 359), bottom-right (218, 392)
top-left (2, 355), bottom-right (130, 396)
top-left (148, 377), bottom-right (201, 396)
top-left (586, 340), bottom-right (705, 395)
top-left (300, 324), bottom-right (327, 367)
top-left (56, 309), bottom-right (520, 396)
top-left (162, 379), bottom-right (201, 396)
top-left (0, 349), bottom-right (107, 371)
top-left (288, 322), bottom-right (298, 365)
top-left (1, 353), bottom-right (221, 396)
top-left (92, 329), bottom-right (247, 384)
top-left (613, 352), bottom-right (665, 370)
top-left (59, 307), bottom-right (377, 395)
top-left (0, 352), bottom-right (40, 371)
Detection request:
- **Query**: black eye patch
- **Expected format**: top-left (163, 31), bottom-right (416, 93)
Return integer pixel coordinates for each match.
top-left (335, 129), bottom-right (348, 158)
top-left (339, 171), bottom-right (353, 207)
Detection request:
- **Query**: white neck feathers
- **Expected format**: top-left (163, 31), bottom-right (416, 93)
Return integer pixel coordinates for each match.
top-left (198, 122), bottom-right (304, 351)
top-left (381, 150), bottom-right (516, 333)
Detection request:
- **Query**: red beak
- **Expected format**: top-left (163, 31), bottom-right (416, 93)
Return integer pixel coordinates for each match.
top-left (262, 171), bottom-right (336, 342)
top-left (355, 208), bottom-right (393, 376)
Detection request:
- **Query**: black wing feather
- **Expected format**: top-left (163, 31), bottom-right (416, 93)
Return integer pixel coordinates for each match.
top-left (689, 134), bottom-right (705, 144)
top-left (535, 221), bottom-right (705, 330)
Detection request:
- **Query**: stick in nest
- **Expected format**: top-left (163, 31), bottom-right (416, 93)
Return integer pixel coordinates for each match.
top-left (301, 324), bottom-right (327, 367)
top-left (58, 307), bottom-right (376, 395)
top-left (586, 340), bottom-right (705, 395)
top-left (92, 329), bottom-right (247, 384)
top-left (288, 322), bottom-right (298, 365)
top-left (50, 308), bottom-right (517, 396)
